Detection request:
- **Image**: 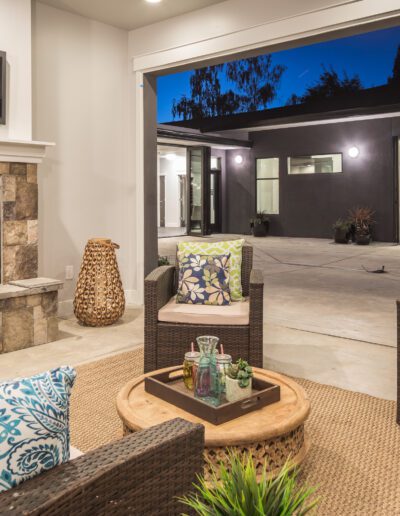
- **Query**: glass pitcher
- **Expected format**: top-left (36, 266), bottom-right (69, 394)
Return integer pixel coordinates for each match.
top-left (194, 335), bottom-right (220, 406)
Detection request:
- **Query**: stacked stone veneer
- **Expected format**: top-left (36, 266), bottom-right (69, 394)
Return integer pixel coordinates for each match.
top-left (0, 161), bottom-right (62, 354)
top-left (0, 162), bottom-right (38, 282)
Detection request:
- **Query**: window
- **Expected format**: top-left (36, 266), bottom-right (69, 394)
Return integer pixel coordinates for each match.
top-left (288, 154), bottom-right (342, 175)
top-left (211, 156), bottom-right (221, 170)
top-left (256, 158), bottom-right (279, 214)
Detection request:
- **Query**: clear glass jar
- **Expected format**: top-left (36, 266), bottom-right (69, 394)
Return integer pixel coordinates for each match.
top-left (183, 351), bottom-right (200, 390)
top-left (194, 336), bottom-right (220, 406)
top-left (216, 353), bottom-right (232, 394)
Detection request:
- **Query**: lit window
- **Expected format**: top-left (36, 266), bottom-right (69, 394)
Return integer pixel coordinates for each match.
top-left (288, 154), bottom-right (342, 174)
top-left (256, 158), bottom-right (279, 214)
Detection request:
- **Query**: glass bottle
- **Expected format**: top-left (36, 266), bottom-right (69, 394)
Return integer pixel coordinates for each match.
top-left (183, 350), bottom-right (200, 390)
top-left (216, 352), bottom-right (232, 394)
top-left (195, 336), bottom-right (220, 406)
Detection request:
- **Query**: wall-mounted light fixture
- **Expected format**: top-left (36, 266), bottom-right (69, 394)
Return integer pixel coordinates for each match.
top-left (146, 0), bottom-right (162, 4)
top-left (234, 154), bottom-right (243, 164)
top-left (348, 146), bottom-right (360, 159)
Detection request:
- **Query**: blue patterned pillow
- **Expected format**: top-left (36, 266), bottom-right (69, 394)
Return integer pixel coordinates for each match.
top-left (176, 253), bottom-right (231, 305)
top-left (0, 366), bottom-right (76, 493)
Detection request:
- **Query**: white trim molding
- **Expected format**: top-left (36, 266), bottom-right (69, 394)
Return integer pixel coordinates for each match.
top-left (0, 139), bottom-right (55, 163)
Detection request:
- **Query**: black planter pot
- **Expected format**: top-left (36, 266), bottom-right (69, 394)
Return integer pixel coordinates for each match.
top-left (355, 233), bottom-right (371, 245)
top-left (334, 228), bottom-right (350, 244)
top-left (252, 221), bottom-right (269, 237)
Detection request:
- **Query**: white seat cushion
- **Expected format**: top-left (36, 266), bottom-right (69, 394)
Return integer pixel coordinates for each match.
top-left (158, 296), bottom-right (249, 325)
top-left (70, 446), bottom-right (84, 460)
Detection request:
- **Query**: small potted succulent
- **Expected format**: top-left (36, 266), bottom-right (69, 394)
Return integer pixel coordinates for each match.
top-left (348, 207), bottom-right (375, 245)
top-left (332, 218), bottom-right (351, 244)
top-left (225, 358), bottom-right (253, 402)
top-left (249, 211), bottom-right (270, 237)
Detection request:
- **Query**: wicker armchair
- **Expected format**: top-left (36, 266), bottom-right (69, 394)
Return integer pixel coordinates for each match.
top-left (0, 418), bottom-right (204, 515)
top-left (144, 244), bottom-right (264, 373)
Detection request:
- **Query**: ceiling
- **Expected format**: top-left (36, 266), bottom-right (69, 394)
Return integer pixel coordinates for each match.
top-left (38, 0), bottom-right (227, 30)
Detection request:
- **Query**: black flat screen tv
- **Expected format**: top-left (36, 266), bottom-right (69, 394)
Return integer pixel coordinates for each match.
top-left (0, 51), bottom-right (6, 125)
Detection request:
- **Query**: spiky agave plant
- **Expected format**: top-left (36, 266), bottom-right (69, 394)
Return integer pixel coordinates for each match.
top-left (179, 451), bottom-right (318, 516)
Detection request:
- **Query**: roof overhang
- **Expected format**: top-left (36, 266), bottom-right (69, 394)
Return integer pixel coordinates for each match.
top-left (157, 126), bottom-right (252, 149)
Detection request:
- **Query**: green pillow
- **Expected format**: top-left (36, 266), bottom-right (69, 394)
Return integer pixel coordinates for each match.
top-left (178, 239), bottom-right (244, 300)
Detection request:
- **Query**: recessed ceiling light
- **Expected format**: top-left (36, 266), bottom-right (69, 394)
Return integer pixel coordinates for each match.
top-left (146, 0), bottom-right (162, 3)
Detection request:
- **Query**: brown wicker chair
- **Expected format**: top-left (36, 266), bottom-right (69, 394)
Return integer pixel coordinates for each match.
top-left (0, 418), bottom-right (204, 515)
top-left (144, 244), bottom-right (264, 373)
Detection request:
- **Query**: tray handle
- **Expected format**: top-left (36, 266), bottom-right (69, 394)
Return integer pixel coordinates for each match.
top-left (240, 396), bottom-right (261, 410)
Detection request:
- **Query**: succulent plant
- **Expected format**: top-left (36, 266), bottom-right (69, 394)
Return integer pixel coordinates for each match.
top-left (227, 358), bottom-right (253, 388)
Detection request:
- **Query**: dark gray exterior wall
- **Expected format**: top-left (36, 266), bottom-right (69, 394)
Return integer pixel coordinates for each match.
top-left (224, 117), bottom-right (400, 242)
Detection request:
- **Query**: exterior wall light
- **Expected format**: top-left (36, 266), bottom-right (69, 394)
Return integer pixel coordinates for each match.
top-left (348, 146), bottom-right (360, 158)
top-left (235, 155), bottom-right (244, 164)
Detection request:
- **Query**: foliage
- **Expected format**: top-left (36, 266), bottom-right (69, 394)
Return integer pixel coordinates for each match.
top-left (226, 56), bottom-right (286, 112)
top-left (227, 358), bottom-right (253, 388)
top-left (172, 65), bottom-right (239, 120)
top-left (179, 451), bottom-right (318, 516)
top-left (287, 66), bottom-right (363, 105)
top-left (158, 255), bottom-right (170, 266)
top-left (348, 206), bottom-right (375, 236)
top-left (172, 56), bottom-right (285, 120)
top-left (250, 211), bottom-right (270, 227)
top-left (388, 45), bottom-right (400, 86)
top-left (332, 218), bottom-right (351, 231)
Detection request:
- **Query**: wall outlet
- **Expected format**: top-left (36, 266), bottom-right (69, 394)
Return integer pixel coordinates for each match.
top-left (65, 265), bottom-right (74, 280)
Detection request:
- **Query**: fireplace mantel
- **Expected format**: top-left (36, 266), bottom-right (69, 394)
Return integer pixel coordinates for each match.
top-left (0, 139), bottom-right (55, 163)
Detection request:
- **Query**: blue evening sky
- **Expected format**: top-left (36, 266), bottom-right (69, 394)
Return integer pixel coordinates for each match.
top-left (157, 25), bottom-right (400, 123)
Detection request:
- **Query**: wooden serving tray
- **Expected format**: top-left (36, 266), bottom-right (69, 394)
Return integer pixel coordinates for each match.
top-left (144, 367), bottom-right (281, 425)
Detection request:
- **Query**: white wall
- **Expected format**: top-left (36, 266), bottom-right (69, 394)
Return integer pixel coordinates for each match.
top-left (0, 0), bottom-right (32, 140)
top-left (32, 2), bottom-right (132, 311)
top-left (159, 155), bottom-right (186, 228)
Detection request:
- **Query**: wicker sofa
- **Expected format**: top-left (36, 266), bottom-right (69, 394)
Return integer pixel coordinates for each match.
top-left (144, 244), bottom-right (264, 373)
top-left (0, 418), bottom-right (204, 515)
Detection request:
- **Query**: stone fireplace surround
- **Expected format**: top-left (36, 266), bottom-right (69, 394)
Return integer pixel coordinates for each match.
top-left (0, 139), bottom-right (62, 354)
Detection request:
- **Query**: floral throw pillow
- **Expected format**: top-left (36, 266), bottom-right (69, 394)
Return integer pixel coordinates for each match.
top-left (176, 253), bottom-right (231, 305)
top-left (0, 366), bottom-right (76, 493)
top-left (177, 239), bottom-right (244, 301)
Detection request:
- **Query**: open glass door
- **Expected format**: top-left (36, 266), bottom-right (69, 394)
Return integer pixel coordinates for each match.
top-left (187, 146), bottom-right (211, 236)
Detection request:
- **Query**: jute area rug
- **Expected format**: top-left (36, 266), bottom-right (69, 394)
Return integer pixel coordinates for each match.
top-left (70, 347), bottom-right (400, 516)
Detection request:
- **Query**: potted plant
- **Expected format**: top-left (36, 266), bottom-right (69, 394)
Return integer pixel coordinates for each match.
top-left (249, 211), bottom-right (270, 237)
top-left (158, 255), bottom-right (170, 266)
top-left (225, 358), bottom-right (253, 402)
top-left (332, 218), bottom-right (351, 244)
top-left (348, 207), bottom-right (375, 245)
top-left (180, 451), bottom-right (318, 516)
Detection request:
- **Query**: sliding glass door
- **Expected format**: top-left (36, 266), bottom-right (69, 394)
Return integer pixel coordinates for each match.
top-left (187, 146), bottom-right (211, 236)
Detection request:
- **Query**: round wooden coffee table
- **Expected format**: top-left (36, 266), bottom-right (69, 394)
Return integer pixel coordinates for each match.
top-left (117, 367), bottom-right (310, 480)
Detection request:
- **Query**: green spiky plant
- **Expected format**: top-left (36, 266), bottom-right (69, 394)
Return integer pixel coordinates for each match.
top-left (179, 451), bottom-right (318, 516)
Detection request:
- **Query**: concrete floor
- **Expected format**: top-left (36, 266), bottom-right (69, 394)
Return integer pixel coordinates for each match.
top-left (159, 235), bottom-right (398, 400)
top-left (0, 236), bottom-right (397, 401)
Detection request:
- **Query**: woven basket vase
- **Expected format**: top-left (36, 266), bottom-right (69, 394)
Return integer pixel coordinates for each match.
top-left (74, 238), bottom-right (125, 326)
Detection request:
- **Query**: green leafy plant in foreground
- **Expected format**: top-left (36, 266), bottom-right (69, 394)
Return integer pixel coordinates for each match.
top-left (180, 451), bottom-right (318, 516)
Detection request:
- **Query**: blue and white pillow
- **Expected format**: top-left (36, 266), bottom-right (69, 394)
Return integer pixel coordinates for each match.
top-left (0, 366), bottom-right (76, 493)
top-left (176, 253), bottom-right (231, 305)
